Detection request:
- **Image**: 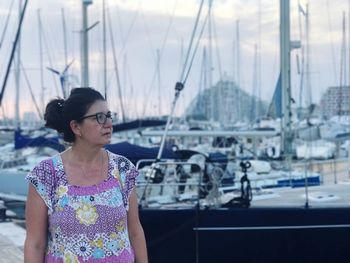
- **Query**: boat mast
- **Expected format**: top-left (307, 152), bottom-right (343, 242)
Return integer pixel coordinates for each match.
top-left (200, 47), bottom-right (208, 118)
top-left (81, 0), bottom-right (92, 87)
top-left (61, 8), bottom-right (69, 98)
top-left (305, 4), bottom-right (311, 110)
top-left (349, 0), bottom-right (350, 88)
top-left (208, 0), bottom-right (214, 121)
top-left (339, 11), bottom-right (346, 117)
top-left (156, 49), bottom-right (162, 116)
top-left (236, 19), bottom-right (241, 122)
top-left (156, 0), bottom-right (206, 160)
top-left (102, 0), bottom-right (107, 98)
top-left (37, 9), bottom-right (45, 114)
top-left (106, 4), bottom-right (126, 122)
top-left (14, 0), bottom-right (23, 130)
top-left (62, 9), bottom-right (68, 73)
top-left (251, 44), bottom-right (258, 122)
top-left (280, 0), bottom-right (293, 169)
top-left (257, 0), bottom-right (262, 119)
top-left (0, 0), bottom-right (28, 110)
top-left (297, 0), bottom-right (304, 114)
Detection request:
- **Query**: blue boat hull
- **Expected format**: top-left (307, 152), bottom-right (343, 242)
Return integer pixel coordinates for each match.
top-left (140, 207), bottom-right (350, 263)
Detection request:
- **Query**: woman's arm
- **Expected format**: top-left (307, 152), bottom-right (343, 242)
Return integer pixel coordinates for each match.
top-left (127, 189), bottom-right (148, 263)
top-left (24, 184), bottom-right (48, 263)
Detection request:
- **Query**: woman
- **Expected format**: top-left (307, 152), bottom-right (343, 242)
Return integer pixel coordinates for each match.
top-left (24, 87), bottom-right (148, 263)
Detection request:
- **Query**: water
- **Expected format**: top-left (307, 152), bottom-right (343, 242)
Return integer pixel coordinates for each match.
top-left (0, 171), bottom-right (28, 197)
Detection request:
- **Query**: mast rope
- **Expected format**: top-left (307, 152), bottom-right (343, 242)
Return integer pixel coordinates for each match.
top-left (41, 20), bottom-right (61, 97)
top-left (212, 14), bottom-right (223, 81)
top-left (180, 0), bottom-right (205, 84)
top-left (0, 0), bottom-right (28, 106)
top-left (20, 60), bottom-right (43, 120)
top-left (0, 0), bottom-right (15, 49)
top-left (107, 4), bottom-right (126, 121)
top-left (139, 0), bottom-right (178, 117)
top-left (182, 9), bottom-right (209, 85)
top-left (326, 0), bottom-right (338, 84)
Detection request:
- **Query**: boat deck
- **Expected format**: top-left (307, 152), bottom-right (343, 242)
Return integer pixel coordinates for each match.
top-left (248, 159), bottom-right (350, 207)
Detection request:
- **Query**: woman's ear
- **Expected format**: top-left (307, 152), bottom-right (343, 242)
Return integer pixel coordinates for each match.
top-left (70, 120), bottom-right (82, 137)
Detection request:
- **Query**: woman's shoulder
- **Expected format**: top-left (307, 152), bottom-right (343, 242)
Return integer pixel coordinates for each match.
top-left (106, 150), bottom-right (134, 165)
top-left (29, 153), bottom-right (61, 174)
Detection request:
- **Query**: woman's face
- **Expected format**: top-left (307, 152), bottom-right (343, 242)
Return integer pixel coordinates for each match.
top-left (79, 100), bottom-right (113, 146)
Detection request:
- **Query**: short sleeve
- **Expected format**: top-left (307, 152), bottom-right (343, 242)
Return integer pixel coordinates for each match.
top-left (26, 159), bottom-right (55, 213)
top-left (113, 155), bottom-right (139, 210)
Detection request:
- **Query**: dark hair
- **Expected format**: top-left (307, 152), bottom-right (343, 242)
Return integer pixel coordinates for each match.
top-left (44, 87), bottom-right (105, 142)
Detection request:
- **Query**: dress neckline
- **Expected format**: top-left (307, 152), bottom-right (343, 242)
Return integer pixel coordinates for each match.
top-left (57, 149), bottom-right (113, 189)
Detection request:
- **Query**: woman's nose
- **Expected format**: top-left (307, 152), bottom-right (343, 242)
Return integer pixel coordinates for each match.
top-left (104, 117), bottom-right (113, 127)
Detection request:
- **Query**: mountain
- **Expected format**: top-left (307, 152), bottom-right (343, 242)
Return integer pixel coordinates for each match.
top-left (185, 80), bottom-right (268, 124)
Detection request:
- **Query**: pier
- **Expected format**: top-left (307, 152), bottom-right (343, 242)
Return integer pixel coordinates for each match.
top-left (0, 222), bottom-right (25, 262)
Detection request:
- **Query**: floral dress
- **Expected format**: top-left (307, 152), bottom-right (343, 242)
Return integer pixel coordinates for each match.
top-left (26, 150), bottom-right (138, 263)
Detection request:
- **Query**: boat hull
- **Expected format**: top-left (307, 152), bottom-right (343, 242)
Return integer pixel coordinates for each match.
top-left (140, 207), bottom-right (350, 263)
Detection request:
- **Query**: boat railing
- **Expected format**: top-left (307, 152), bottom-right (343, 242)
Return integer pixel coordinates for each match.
top-left (0, 155), bottom-right (27, 169)
top-left (135, 159), bottom-right (216, 208)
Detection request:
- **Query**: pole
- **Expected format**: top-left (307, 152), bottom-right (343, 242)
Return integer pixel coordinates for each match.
top-left (0, 0), bottom-right (28, 107)
top-left (14, 0), bottom-right (23, 130)
top-left (81, 0), bottom-right (91, 87)
top-left (38, 9), bottom-right (45, 115)
top-left (102, 0), bottom-right (107, 98)
top-left (280, 0), bottom-right (292, 170)
top-left (208, 0), bottom-right (214, 121)
top-left (236, 20), bottom-right (241, 122)
top-left (62, 8), bottom-right (68, 98)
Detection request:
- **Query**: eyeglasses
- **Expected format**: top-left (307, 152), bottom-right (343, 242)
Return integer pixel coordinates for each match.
top-left (80, 111), bottom-right (115, 125)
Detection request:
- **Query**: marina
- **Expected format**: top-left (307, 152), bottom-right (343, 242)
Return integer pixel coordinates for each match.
top-left (0, 157), bottom-right (349, 262)
top-left (0, 0), bottom-right (350, 262)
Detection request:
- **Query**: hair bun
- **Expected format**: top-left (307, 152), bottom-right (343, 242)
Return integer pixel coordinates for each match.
top-left (44, 98), bottom-right (65, 133)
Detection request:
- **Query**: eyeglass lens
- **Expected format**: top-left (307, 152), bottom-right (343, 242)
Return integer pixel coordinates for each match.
top-left (96, 112), bottom-right (113, 124)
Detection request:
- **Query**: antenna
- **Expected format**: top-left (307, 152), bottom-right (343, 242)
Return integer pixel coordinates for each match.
top-left (47, 59), bottom-right (75, 99)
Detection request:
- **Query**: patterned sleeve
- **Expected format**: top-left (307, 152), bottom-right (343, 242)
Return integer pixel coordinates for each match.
top-left (25, 159), bottom-right (55, 213)
top-left (116, 156), bottom-right (139, 210)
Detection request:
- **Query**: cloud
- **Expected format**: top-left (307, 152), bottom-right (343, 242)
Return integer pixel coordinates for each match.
top-left (0, 0), bottom-right (346, 119)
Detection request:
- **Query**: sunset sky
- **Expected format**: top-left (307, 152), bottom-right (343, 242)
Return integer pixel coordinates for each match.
top-left (0, 0), bottom-right (347, 120)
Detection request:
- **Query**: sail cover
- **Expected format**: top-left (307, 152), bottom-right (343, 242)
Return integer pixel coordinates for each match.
top-left (14, 129), bottom-right (65, 152)
top-left (267, 73), bottom-right (282, 118)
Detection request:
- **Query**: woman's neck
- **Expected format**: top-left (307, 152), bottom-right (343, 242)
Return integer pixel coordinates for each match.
top-left (69, 144), bottom-right (104, 163)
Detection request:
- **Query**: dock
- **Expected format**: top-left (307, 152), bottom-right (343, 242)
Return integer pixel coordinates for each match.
top-left (0, 222), bottom-right (25, 262)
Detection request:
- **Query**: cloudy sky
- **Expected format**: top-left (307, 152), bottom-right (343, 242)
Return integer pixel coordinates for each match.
top-left (0, 0), bottom-right (347, 120)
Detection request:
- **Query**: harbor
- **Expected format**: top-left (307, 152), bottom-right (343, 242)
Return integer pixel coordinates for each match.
top-left (0, 0), bottom-right (349, 262)
top-left (0, 159), bottom-right (350, 263)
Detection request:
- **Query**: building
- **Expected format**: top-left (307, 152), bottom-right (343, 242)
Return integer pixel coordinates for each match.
top-left (319, 86), bottom-right (350, 118)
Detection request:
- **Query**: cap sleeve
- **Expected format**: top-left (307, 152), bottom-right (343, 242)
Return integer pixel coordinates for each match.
top-left (113, 154), bottom-right (139, 210)
top-left (25, 158), bottom-right (55, 213)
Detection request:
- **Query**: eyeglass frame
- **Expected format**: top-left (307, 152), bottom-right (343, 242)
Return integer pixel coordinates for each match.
top-left (79, 111), bottom-right (115, 125)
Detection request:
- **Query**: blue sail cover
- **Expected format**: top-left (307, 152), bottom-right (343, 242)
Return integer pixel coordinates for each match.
top-left (113, 119), bottom-right (166, 132)
top-left (14, 130), bottom-right (65, 152)
top-left (105, 141), bottom-right (177, 165)
top-left (267, 73), bottom-right (282, 118)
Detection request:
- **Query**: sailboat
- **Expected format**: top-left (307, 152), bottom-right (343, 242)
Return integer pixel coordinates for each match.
top-left (134, 1), bottom-right (350, 263)
top-left (0, 0), bottom-right (71, 208)
top-left (1, 1), bottom-right (350, 262)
